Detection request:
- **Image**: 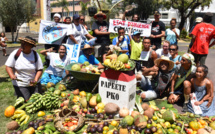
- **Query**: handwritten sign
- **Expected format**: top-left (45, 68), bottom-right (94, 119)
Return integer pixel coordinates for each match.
top-left (63, 44), bottom-right (81, 63)
top-left (39, 20), bottom-right (68, 44)
top-left (109, 19), bottom-right (151, 37)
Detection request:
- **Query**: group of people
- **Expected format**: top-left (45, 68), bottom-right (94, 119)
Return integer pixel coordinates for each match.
top-left (4, 10), bottom-right (215, 116)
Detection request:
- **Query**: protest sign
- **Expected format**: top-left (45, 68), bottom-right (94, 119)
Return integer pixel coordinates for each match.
top-left (39, 20), bottom-right (68, 44)
top-left (99, 69), bottom-right (136, 111)
top-left (63, 44), bottom-right (81, 63)
top-left (191, 93), bottom-right (203, 115)
top-left (109, 19), bottom-right (151, 37)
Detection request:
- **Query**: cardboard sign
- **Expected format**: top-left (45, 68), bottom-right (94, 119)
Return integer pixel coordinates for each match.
top-left (63, 44), bottom-right (81, 63)
top-left (109, 19), bottom-right (151, 37)
top-left (38, 20), bottom-right (68, 44)
top-left (99, 69), bottom-right (136, 111)
top-left (191, 93), bottom-right (203, 115)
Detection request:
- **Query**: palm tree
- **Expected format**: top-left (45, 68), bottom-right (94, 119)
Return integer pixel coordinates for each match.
top-left (80, 1), bottom-right (89, 19)
top-left (51, 0), bottom-right (69, 22)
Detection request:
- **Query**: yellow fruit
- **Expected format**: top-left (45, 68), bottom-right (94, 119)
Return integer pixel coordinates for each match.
top-left (97, 108), bottom-right (104, 114)
top-left (61, 92), bottom-right (67, 97)
top-left (89, 96), bottom-right (97, 107)
top-left (107, 131), bottom-right (113, 134)
top-left (97, 103), bottom-right (105, 109)
top-left (111, 120), bottom-right (118, 127)
top-left (37, 111), bottom-right (45, 117)
top-left (104, 59), bottom-right (111, 66)
top-left (4, 106), bottom-right (15, 118)
top-left (79, 91), bottom-right (86, 97)
top-left (103, 126), bottom-right (109, 131)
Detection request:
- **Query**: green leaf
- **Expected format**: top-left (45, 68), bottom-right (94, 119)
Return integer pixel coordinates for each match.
top-left (154, 100), bottom-right (173, 109)
top-left (135, 95), bottom-right (144, 114)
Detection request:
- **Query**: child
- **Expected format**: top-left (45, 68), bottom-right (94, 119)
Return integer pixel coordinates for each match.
top-left (0, 32), bottom-right (8, 56)
top-left (187, 65), bottom-right (215, 116)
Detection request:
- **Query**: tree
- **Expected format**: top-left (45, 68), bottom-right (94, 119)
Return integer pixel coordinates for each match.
top-left (80, 1), bottom-right (89, 18)
top-left (160, 0), bottom-right (212, 31)
top-left (51, 0), bottom-right (69, 22)
top-left (0, 0), bottom-right (36, 42)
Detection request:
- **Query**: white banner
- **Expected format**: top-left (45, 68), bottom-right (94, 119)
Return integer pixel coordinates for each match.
top-left (109, 19), bottom-right (151, 37)
top-left (63, 44), bottom-right (81, 63)
top-left (38, 20), bottom-right (68, 44)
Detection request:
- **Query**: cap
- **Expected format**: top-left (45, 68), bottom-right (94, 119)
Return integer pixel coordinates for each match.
top-left (53, 13), bottom-right (61, 19)
top-left (133, 31), bottom-right (141, 36)
top-left (195, 17), bottom-right (203, 23)
top-left (73, 14), bottom-right (80, 20)
top-left (154, 11), bottom-right (161, 15)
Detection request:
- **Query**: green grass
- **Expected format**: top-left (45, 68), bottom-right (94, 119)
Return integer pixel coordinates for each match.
top-left (0, 49), bottom-right (45, 133)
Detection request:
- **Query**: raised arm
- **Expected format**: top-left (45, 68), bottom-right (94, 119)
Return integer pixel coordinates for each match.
top-left (122, 10), bottom-right (128, 20)
top-left (40, 47), bottom-right (54, 56)
top-left (128, 26), bottom-right (132, 41)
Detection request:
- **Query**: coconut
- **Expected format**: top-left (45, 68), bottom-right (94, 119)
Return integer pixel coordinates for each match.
top-left (144, 110), bottom-right (153, 119)
top-left (6, 121), bottom-right (19, 130)
top-left (46, 82), bottom-right (55, 89)
top-left (162, 110), bottom-right (176, 123)
top-left (104, 103), bottom-right (120, 115)
top-left (133, 114), bottom-right (147, 128)
top-left (141, 103), bottom-right (149, 110)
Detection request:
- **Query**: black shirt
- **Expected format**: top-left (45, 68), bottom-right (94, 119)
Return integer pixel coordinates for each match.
top-left (92, 21), bottom-right (110, 45)
top-left (151, 21), bottom-right (165, 47)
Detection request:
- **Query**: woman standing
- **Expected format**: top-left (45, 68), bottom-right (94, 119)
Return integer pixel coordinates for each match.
top-left (0, 32), bottom-right (8, 56)
top-left (5, 36), bottom-right (43, 100)
top-left (79, 15), bottom-right (88, 30)
top-left (165, 19), bottom-right (180, 45)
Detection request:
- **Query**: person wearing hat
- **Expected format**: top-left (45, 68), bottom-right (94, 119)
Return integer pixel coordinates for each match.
top-left (151, 11), bottom-right (165, 50)
top-left (78, 44), bottom-right (103, 67)
top-left (66, 14), bottom-right (94, 46)
top-left (5, 36), bottom-right (43, 100)
top-left (43, 13), bottom-right (62, 67)
top-left (190, 12), bottom-right (215, 66)
top-left (165, 19), bottom-right (180, 45)
top-left (136, 56), bottom-right (174, 100)
top-left (40, 45), bottom-right (70, 85)
top-left (187, 17), bottom-right (203, 53)
top-left (92, 11), bottom-right (110, 61)
top-left (168, 53), bottom-right (197, 112)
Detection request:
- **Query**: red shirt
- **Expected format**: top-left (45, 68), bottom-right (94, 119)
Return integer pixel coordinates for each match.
top-left (191, 23), bottom-right (215, 55)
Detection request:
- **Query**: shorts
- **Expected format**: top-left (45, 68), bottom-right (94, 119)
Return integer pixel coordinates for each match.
top-left (191, 52), bottom-right (207, 65)
top-left (94, 44), bottom-right (109, 57)
top-left (13, 83), bottom-right (42, 100)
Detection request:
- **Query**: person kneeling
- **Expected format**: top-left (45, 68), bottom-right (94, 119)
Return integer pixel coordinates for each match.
top-left (40, 45), bottom-right (70, 85)
top-left (136, 56), bottom-right (174, 101)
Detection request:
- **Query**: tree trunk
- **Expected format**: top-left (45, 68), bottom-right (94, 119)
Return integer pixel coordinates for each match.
top-left (15, 26), bottom-right (20, 42)
top-left (10, 27), bottom-right (14, 42)
top-left (178, 15), bottom-right (187, 32)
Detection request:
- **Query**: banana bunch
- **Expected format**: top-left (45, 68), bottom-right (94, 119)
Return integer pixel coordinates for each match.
top-left (35, 123), bottom-right (60, 134)
top-left (108, 59), bottom-right (125, 70)
top-left (26, 93), bottom-right (43, 114)
top-left (41, 91), bottom-right (61, 110)
top-left (11, 110), bottom-right (30, 126)
top-left (26, 92), bottom-right (61, 114)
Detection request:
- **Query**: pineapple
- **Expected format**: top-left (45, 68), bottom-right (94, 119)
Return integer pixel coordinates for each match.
top-left (119, 119), bottom-right (128, 134)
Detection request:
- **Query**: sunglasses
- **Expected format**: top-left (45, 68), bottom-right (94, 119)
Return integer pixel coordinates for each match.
top-left (169, 48), bottom-right (176, 51)
top-left (80, 19), bottom-right (84, 21)
top-left (97, 15), bottom-right (103, 18)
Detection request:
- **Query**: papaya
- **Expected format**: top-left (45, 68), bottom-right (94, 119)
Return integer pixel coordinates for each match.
top-left (162, 110), bottom-right (176, 123)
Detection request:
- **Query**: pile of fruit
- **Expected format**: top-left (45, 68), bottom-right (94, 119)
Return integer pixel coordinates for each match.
top-left (71, 61), bottom-right (101, 74)
top-left (103, 54), bottom-right (134, 71)
top-left (4, 85), bottom-right (215, 134)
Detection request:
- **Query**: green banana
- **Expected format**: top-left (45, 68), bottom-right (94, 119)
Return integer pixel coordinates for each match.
top-left (45, 124), bottom-right (56, 132)
top-left (19, 114), bottom-right (27, 122)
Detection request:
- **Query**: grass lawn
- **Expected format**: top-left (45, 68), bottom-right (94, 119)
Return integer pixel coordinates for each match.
top-left (0, 49), bottom-right (184, 133)
top-left (0, 49), bottom-right (45, 133)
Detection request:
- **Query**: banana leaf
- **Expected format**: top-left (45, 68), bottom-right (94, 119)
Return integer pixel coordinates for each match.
top-left (135, 95), bottom-right (144, 114)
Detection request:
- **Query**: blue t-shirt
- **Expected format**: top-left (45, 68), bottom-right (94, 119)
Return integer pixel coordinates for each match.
top-left (170, 55), bottom-right (182, 70)
top-left (78, 54), bottom-right (99, 65)
top-left (112, 35), bottom-right (130, 55)
top-left (165, 28), bottom-right (180, 45)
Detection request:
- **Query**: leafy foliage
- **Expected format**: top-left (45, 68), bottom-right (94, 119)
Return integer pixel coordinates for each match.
top-left (0, 0), bottom-right (36, 42)
top-left (80, 1), bottom-right (89, 16)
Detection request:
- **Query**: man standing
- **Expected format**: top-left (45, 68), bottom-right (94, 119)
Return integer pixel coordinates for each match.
top-left (92, 11), bottom-right (110, 61)
top-left (168, 53), bottom-right (196, 112)
top-left (151, 11), bottom-right (165, 50)
top-left (155, 40), bottom-right (170, 58)
top-left (112, 27), bottom-right (131, 56)
top-left (190, 12), bottom-right (215, 66)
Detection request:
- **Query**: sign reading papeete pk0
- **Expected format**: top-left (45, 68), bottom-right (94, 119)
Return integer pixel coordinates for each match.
top-left (99, 69), bottom-right (136, 111)
top-left (109, 19), bottom-right (151, 37)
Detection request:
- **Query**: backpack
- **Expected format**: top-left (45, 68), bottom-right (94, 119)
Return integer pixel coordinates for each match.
top-left (14, 48), bottom-right (38, 63)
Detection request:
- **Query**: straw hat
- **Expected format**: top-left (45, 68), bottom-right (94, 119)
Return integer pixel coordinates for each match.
top-left (19, 36), bottom-right (36, 46)
top-left (155, 56), bottom-right (174, 71)
top-left (82, 44), bottom-right (94, 50)
top-left (94, 11), bottom-right (107, 19)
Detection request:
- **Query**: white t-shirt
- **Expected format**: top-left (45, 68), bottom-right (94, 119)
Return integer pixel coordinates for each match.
top-left (66, 23), bottom-right (88, 45)
top-left (155, 48), bottom-right (171, 58)
top-left (5, 49), bottom-right (43, 87)
top-left (45, 53), bottom-right (70, 77)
